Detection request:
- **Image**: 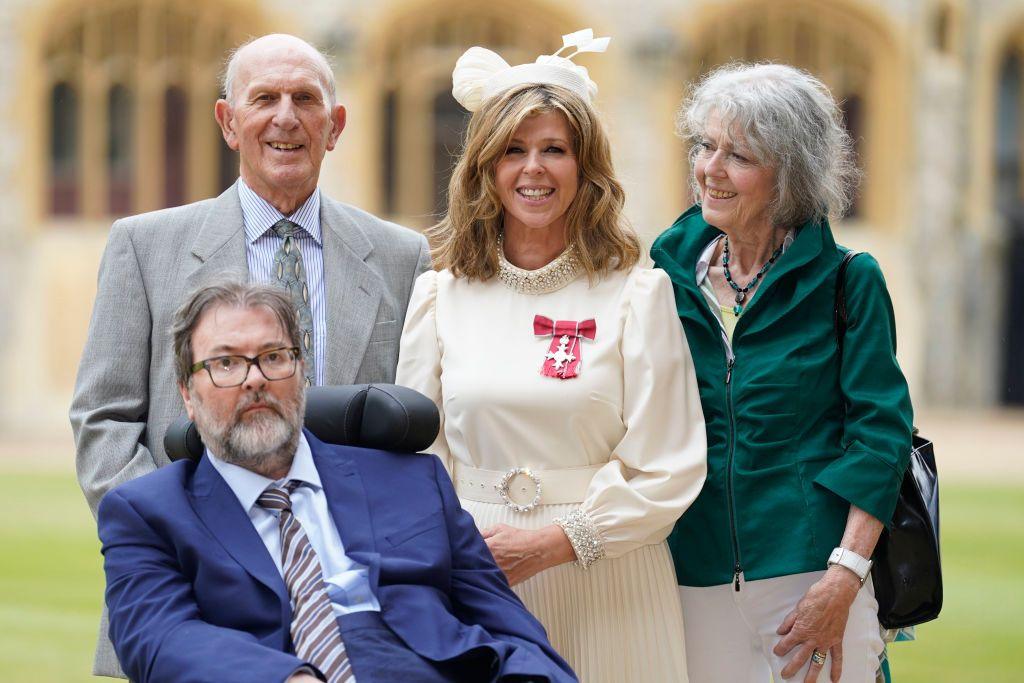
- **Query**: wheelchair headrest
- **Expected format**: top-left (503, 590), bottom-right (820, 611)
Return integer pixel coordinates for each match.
top-left (164, 384), bottom-right (439, 462)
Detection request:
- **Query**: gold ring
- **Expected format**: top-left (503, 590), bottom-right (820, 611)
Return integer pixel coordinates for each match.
top-left (811, 649), bottom-right (827, 666)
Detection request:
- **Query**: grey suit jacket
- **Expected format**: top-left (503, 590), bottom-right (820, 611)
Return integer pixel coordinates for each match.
top-left (70, 182), bottom-right (430, 677)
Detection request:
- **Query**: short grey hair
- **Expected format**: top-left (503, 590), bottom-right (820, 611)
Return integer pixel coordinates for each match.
top-left (677, 62), bottom-right (861, 227)
top-left (220, 35), bottom-right (337, 106)
top-left (171, 280), bottom-right (301, 385)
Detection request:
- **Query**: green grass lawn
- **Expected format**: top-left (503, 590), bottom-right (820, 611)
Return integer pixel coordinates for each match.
top-left (1, 472), bottom-right (104, 682)
top-left (888, 484), bottom-right (1024, 683)
top-left (1, 473), bottom-right (1020, 682)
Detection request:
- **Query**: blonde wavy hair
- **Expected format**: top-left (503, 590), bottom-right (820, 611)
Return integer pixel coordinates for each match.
top-left (427, 84), bottom-right (639, 280)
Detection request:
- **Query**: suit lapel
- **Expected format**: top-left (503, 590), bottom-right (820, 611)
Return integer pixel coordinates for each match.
top-left (308, 433), bottom-right (381, 594)
top-left (320, 198), bottom-right (383, 384)
top-left (183, 182), bottom-right (249, 293)
top-left (189, 456), bottom-right (291, 626)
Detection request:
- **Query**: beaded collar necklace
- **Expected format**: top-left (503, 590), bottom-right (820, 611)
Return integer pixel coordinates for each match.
top-left (496, 236), bottom-right (583, 295)
top-left (723, 236), bottom-right (784, 315)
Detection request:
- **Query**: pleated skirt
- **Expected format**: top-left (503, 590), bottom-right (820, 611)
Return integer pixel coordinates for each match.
top-left (462, 498), bottom-right (689, 683)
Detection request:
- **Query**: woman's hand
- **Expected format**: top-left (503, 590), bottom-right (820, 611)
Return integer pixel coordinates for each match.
top-left (773, 504), bottom-right (884, 681)
top-left (481, 523), bottom-right (576, 586)
top-left (772, 566), bottom-right (861, 682)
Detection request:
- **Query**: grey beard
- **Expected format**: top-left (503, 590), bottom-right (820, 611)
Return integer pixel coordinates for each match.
top-left (194, 389), bottom-right (306, 478)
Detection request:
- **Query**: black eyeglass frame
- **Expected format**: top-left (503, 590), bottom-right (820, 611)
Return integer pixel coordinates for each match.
top-left (189, 346), bottom-right (302, 388)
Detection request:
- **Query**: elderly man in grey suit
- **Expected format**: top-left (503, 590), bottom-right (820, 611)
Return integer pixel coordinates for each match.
top-left (70, 33), bottom-right (430, 677)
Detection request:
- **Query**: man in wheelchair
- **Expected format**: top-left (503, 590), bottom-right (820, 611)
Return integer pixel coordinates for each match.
top-left (97, 280), bottom-right (575, 683)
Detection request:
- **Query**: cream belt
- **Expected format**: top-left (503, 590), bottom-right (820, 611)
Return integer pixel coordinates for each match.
top-left (453, 462), bottom-right (603, 513)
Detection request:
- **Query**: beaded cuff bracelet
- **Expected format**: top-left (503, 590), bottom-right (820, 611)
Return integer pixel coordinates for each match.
top-left (553, 509), bottom-right (606, 569)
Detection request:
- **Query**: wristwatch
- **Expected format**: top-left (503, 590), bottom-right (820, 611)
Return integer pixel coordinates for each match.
top-left (827, 547), bottom-right (872, 585)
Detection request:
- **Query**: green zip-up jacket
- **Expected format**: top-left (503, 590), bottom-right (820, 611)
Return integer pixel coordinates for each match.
top-left (651, 206), bottom-right (913, 587)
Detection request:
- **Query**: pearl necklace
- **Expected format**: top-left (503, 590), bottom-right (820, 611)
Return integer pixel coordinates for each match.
top-left (496, 236), bottom-right (583, 295)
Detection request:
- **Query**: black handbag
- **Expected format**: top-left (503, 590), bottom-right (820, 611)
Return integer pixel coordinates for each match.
top-left (836, 251), bottom-right (943, 629)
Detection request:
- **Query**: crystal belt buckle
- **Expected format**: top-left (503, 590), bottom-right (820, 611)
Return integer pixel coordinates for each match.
top-left (495, 467), bottom-right (542, 513)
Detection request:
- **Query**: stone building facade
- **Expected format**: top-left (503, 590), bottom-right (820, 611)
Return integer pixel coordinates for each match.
top-left (2, 0), bottom-right (1023, 436)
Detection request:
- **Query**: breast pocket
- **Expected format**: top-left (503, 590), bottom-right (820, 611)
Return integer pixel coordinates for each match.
top-left (368, 319), bottom-right (400, 344)
top-left (384, 515), bottom-right (445, 548)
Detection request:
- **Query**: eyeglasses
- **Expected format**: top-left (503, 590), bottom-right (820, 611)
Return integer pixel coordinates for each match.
top-left (190, 346), bottom-right (301, 388)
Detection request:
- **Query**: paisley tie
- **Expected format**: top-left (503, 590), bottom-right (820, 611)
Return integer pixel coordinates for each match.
top-left (271, 219), bottom-right (315, 386)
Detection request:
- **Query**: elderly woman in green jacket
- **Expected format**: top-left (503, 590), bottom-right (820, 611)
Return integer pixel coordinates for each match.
top-left (651, 63), bottom-right (913, 683)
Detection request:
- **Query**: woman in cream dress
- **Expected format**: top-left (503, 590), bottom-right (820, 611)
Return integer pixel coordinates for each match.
top-left (397, 33), bottom-right (707, 682)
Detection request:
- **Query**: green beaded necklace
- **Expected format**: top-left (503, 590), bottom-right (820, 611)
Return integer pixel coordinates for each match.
top-left (722, 237), bottom-right (784, 315)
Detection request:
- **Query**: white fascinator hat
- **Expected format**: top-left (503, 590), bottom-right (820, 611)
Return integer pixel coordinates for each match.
top-left (452, 28), bottom-right (611, 112)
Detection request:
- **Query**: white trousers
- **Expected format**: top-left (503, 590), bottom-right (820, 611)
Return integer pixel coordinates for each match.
top-left (678, 570), bottom-right (884, 683)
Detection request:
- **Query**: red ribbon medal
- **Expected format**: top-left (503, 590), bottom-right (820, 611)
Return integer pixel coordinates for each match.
top-left (533, 315), bottom-right (597, 379)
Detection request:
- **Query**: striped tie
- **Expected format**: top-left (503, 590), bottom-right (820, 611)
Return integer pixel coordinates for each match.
top-left (257, 482), bottom-right (354, 682)
top-left (271, 219), bottom-right (316, 387)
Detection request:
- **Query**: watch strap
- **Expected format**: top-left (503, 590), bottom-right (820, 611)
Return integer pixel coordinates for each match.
top-left (827, 547), bottom-right (872, 584)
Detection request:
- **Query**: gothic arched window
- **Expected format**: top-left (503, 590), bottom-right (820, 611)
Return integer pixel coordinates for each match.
top-left (42, 0), bottom-right (260, 219)
top-left (49, 82), bottom-right (79, 215)
top-left (107, 84), bottom-right (134, 215)
top-left (996, 52), bottom-right (1022, 207)
top-left (164, 86), bottom-right (188, 207)
top-left (375, 13), bottom-right (558, 227)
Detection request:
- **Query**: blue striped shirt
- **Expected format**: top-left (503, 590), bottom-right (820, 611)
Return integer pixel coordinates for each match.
top-left (238, 180), bottom-right (326, 386)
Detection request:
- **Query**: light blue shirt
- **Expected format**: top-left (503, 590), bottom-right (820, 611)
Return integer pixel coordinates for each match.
top-left (207, 434), bottom-right (380, 617)
top-left (238, 180), bottom-right (327, 386)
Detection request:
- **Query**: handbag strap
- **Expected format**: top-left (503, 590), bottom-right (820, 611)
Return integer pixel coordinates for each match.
top-left (834, 250), bottom-right (862, 351)
top-left (835, 251), bottom-right (920, 438)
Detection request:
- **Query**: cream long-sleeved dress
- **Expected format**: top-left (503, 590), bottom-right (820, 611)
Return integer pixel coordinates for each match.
top-left (396, 264), bottom-right (707, 682)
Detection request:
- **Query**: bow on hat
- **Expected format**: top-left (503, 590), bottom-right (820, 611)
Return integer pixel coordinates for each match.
top-left (452, 28), bottom-right (611, 112)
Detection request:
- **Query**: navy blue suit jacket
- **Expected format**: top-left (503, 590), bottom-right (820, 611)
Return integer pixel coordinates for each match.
top-left (98, 430), bottom-right (576, 683)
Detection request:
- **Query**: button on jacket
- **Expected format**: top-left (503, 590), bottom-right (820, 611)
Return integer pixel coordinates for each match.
top-left (651, 205), bottom-right (913, 587)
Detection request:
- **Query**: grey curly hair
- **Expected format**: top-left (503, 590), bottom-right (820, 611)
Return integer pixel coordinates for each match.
top-left (677, 62), bottom-right (861, 227)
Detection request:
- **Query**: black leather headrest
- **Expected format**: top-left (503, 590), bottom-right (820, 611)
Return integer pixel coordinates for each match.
top-left (164, 384), bottom-right (439, 462)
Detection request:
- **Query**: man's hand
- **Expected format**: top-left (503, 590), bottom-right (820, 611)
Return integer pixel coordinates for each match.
top-left (481, 524), bottom-right (576, 586)
top-left (287, 673), bottom-right (321, 682)
top-left (772, 566), bottom-right (861, 682)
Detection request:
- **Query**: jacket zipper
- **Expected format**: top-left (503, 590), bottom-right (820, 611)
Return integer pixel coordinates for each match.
top-left (724, 357), bottom-right (743, 591)
top-left (696, 256), bottom-right (749, 592)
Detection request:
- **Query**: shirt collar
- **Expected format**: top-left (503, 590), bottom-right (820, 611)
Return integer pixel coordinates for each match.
top-left (695, 235), bottom-right (723, 284)
top-left (237, 179), bottom-right (322, 246)
top-left (694, 230), bottom-right (795, 284)
top-left (206, 432), bottom-right (322, 513)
